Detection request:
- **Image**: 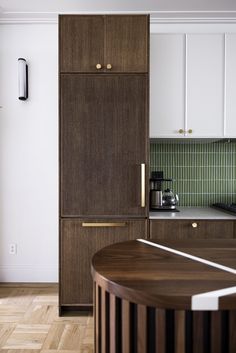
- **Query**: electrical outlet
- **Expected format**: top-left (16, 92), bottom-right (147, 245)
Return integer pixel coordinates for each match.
top-left (9, 243), bottom-right (17, 255)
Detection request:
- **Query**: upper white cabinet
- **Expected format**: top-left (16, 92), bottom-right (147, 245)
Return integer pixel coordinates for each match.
top-left (186, 34), bottom-right (224, 137)
top-left (150, 34), bottom-right (185, 137)
top-left (225, 34), bottom-right (236, 137)
top-left (150, 30), bottom-right (236, 138)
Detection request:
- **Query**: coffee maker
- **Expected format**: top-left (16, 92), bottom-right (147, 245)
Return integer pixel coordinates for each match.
top-left (150, 171), bottom-right (179, 211)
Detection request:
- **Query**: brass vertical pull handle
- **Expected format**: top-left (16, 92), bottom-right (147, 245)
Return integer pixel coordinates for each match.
top-left (141, 163), bottom-right (145, 208)
top-left (82, 222), bottom-right (126, 227)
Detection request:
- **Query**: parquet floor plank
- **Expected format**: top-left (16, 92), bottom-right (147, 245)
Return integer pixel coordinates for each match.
top-left (0, 284), bottom-right (94, 353)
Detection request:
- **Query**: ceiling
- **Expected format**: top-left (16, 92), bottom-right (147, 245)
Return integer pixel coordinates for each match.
top-left (0, 0), bottom-right (236, 21)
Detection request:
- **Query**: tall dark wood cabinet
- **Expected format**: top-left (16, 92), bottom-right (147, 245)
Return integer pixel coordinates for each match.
top-left (59, 15), bottom-right (149, 313)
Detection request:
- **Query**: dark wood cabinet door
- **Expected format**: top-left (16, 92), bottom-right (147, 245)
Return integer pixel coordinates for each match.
top-left (59, 15), bottom-right (104, 72)
top-left (60, 74), bottom-right (148, 217)
top-left (60, 219), bottom-right (147, 305)
top-left (150, 220), bottom-right (236, 240)
top-left (105, 15), bottom-right (149, 73)
top-left (59, 15), bottom-right (149, 73)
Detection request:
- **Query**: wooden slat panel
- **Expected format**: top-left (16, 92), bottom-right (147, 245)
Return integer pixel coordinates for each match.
top-left (193, 312), bottom-right (204, 353)
top-left (175, 310), bottom-right (185, 353)
top-left (156, 309), bottom-right (166, 353)
top-left (229, 310), bottom-right (236, 353)
top-left (122, 299), bottom-right (130, 353)
top-left (109, 294), bottom-right (116, 353)
top-left (101, 288), bottom-right (109, 353)
top-left (137, 304), bottom-right (147, 353)
top-left (211, 311), bottom-right (222, 353)
top-left (95, 284), bottom-right (101, 353)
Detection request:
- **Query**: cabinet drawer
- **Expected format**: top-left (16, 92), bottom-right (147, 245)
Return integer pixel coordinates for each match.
top-left (150, 220), bottom-right (236, 240)
top-left (60, 219), bottom-right (147, 306)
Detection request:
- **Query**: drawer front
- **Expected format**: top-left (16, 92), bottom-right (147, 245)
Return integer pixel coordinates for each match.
top-left (150, 220), bottom-right (236, 240)
top-left (60, 219), bottom-right (147, 305)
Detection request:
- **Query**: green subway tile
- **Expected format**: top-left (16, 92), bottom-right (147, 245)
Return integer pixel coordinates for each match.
top-left (150, 141), bottom-right (236, 207)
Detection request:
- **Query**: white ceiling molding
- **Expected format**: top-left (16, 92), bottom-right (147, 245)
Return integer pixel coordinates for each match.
top-left (1, 11), bottom-right (236, 24)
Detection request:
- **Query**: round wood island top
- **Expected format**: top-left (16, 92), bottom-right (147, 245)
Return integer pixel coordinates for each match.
top-left (92, 239), bottom-right (236, 353)
top-left (92, 239), bottom-right (236, 311)
top-left (92, 239), bottom-right (236, 352)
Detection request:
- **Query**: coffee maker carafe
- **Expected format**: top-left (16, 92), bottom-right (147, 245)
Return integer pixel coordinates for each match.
top-left (150, 171), bottom-right (179, 211)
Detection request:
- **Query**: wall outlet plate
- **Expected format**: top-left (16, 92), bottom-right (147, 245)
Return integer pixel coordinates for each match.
top-left (9, 243), bottom-right (17, 255)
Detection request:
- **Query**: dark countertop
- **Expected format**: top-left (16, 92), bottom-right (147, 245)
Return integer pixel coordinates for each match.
top-left (92, 239), bottom-right (236, 310)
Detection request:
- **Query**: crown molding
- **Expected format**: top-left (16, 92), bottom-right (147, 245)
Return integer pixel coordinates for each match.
top-left (1, 11), bottom-right (236, 24)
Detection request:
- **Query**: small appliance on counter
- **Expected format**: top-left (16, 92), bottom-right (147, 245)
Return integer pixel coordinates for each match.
top-left (150, 171), bottom-right (179, 211)
top-left (212, 202), bottom-right (236, 215)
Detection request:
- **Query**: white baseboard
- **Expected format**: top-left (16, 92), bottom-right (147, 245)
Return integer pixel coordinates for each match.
top-left (0, 265), bottom-right (58, 282)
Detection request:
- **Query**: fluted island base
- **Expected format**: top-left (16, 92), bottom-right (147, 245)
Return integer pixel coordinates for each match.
top-left (94, 283), bottom-right (236, 353)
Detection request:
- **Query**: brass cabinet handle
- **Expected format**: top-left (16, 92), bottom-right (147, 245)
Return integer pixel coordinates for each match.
top-left (96, 64), bottom-right (102, 70)
top-left (106, 64), bottom-right (112, 70)
top-left (178, 129), bottom-right (184, 134)
top-left (82, 222), bottom-right (126, 227)
top-left (188, 129), bottom-right (193, 134)
top-left (141, 163), bottom-right (145, 208)
top-left (192, 222), bottom-right (198, 228)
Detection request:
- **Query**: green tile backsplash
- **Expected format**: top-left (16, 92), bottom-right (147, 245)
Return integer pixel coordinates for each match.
top-left (150, 141), bottom-right (236, 207)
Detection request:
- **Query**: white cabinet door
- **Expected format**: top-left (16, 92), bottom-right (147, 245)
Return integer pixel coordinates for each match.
top-left (150, 34), bottom-right (185, 138)
top-left (225, 34), bottom-right (236, 137)
top-left (186, 34), bottom-right (224, 137)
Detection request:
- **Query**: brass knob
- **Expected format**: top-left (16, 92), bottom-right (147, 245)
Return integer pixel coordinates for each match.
top-left (192, 222), bottom-right (198, 228)
top-left (96, 64), bottom-right (102, 70)
top-left (179, 129), bottom-right (184, 134)
top-left (188, 129), bottom-right (193, 134)
top-left (106, 64), bottom-right (112, 70)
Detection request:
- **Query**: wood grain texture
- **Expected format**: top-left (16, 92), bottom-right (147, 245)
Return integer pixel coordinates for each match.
top-left (229, 310), bottom-right (236, 353)
top-left (92, 239), bottom-right (236, 310)
top-left (93, 284), bottom-right (236, 352)
top-left (0, 285), bottom-right (94, 353)
top-left (59, 15), bottom-right (149, 73)
top-left (121, 300), bottom-right (130, 353)
top-left (59, 15), bottom-right (104, 73)
top-left (105, 15), bottom-right (149, 73)
top-left (137, 304), bottom-right (147, 353)
top-left (156, 309), bottom-right (165, 353)
top-left (60, 74), bottom-right (148, 217)
top-left (150, 219), bottom-right (236, 240)
top-left (175, 311), bottom-right (185, 353)
top-left (60, 219), bottom-right (147, 307)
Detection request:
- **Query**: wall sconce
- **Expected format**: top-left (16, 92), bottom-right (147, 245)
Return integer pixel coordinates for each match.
top-left (18, 58), bottom-right (28, 100)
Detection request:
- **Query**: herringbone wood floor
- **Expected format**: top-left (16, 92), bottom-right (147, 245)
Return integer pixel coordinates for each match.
top-left (0, 284), bottom-right (94, 353)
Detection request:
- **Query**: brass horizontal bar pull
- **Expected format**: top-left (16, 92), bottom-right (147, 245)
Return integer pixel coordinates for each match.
top-left (82, 222), bottom-right (126, 227)
top-left (141, 163), bottom-right (145, 208)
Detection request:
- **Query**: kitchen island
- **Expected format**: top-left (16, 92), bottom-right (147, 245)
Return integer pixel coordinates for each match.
top-left (92, 239), bottom-right (236, 353)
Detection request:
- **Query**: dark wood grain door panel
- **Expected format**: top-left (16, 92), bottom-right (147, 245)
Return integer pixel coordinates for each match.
top-left (60, 218), bottom-right (147, 305)
top-left (59, 15), bottom-right (149, 73)
top-left (60, 74), bottom-right (148, 217)
top-left (150, 220), bottom-right (236, 240)
top-left (59, 15), bottom-right (104, 72)
top-left (105, 15), bottom-right (149, 73)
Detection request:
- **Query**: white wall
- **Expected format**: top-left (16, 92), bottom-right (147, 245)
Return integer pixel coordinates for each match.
top-left (0, 23), bottom-right (58, 281)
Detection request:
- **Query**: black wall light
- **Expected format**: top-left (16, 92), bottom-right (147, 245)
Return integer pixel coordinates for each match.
top-left (18, 58), bottom-right (28, 100)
